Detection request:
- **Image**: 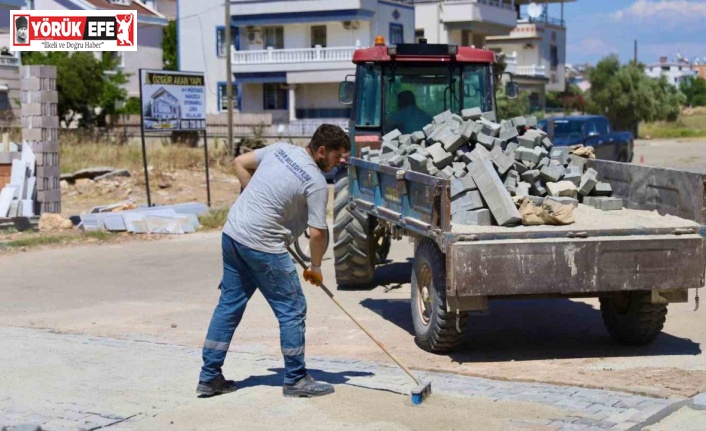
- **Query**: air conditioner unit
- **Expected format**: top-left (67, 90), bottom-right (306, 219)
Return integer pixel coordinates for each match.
top-left (247, 27), bottom-right (262, 44)
top-left (342, 20), bottom-right (359, 30)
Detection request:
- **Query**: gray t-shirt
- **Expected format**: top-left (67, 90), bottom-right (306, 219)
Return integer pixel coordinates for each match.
top-left (223, 142), bottom-right (329, 254)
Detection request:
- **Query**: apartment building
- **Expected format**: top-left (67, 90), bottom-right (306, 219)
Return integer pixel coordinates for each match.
top-left (645, 57), bottom-right (698, 87)
top-left (0, 1), bottom-right (25, 127)
top-left (178, 0), bottom-right (414, 122)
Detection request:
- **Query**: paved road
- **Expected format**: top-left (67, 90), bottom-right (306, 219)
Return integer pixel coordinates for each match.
top-left (633, 138), bottom-right (706, 173)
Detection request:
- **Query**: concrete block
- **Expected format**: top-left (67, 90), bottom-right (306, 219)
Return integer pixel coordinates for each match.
top-left (434, 110), bottom-right (453, 124)
top-left (476, 132), bottom-right (495, 150)
top-left (516, 181), bottom-right (531, 197)
top-left (537, 146), bottom-right (549, 159)
top-left (439, 127), bottom-right (465, 153)
top-left (489, 145), bottom-right (514, 175)
top-left (499, 120), bottom-right (519, 141)
top-left (541, 137), bottom-right (553, 150)
top-left (21, 64), bottom-right (58, 79)
top-left (540, 164), bottom-right (566, 183)
top-left (531, 180), bottom-right (547, 196)
top-left (537, 157), bottom-right (550, 169)
top-left (520, 169), bottom-right (540, 183)
top-left (593, 197), bottom-right (623, 211)
top-left (461, 107), bottom-right (482, 120)
top-left (563, 171), bottom-right (582, 186)
top-left (399, 134), bottom-right (412, 146)
top-left (37, 152), bottom-right (59, 167)
top-left (451, 190), bottom-right (484, 213)
top-left (438, 166), bottom-right (455, 179)
top-left (382, 142), bottom-right (398, 154)
top-left (408, 145), bottom-right (423, 156)
top-left (412, 131), bottom-right (425, 144)
top-left (513, 161), bottom-right (528, 174)
top-left (550, 147), bottom-right (570, 165)
top-left (692, 393), bottom-right (706, 410)
top-left (23, 128), bottom-right (59, 142)
top-left (493, 138), bottom-right (505, 149)
top-left (428, 166), bottom-right (439, 176)
top-left (36, 165), bottom-right (60, 178)
top-left (27, 141), bottom-right (60, 153)
top-left (453, 208), bottom-right (492, 226)
top-left (481, 111), bottom-right (496, 122)
top-left (505, 141), bottom-right (520, 154)
top-left (517, 134), bottom-right (535, 148)
top-left (408, 153), bottom-right (429, 173)
top-left (512, 116), bottom-right (526, 128)
top-left (21, 90), bottom-right (59, 104)
top-left (423, 123), bottom-right (435, 137)
top-left (478, 118), bottom-right (501, 137)
top-left (37, 189), bottom-right (61, 202)
top-left (379, 152), bottom-right (393, 163)
top-left (450, 176), bottom-right (478, 200)
top-left (22, 116), bottom-right (60, 129)
top-left (515, 147), bottom-right (540, 164)
top-left (21, 77), bottom-right (56, 91)
top-left (569, 154), bottom-right (587, 170)
top-left (468, 145), bottom-right (491, 164)
top-left (546, 181), bottom-right (578, 198)
top-left (469, 160), bottom-right (521, 226)
top-left (525, 115), bottom-right (537, 128)
top-left (504, 170), bottom-right (518, 195)
top-left (452, 161), bottom-right (466, 174)
top-left (546, 197), bottom-right (579, 208)
top-left (579, 168), bottom-right (598, 196)
top-left (389, 155), bottom-right (405, 167)
top-left (360, 147), bottom-right (370, 159)
top-left (461, 121), bottom-right (479, 142)
top-left (21, 102), bottom-right (58, 117)
top-left (451, 114), bottom-right (464, 126)
top-left (382, 129), bottom-right (402, 142)
top-left (592, 182), bottom-right (613, 196)
top-left (427, 142), bottom-right (454, 169)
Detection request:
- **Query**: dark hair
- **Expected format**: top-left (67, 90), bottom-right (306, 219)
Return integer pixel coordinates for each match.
top-left (308, 124), bottom-right (350, 153)
top-left (15, 16), bottom-right (28, 29)
top-left (398, 91), bottom-right (416, 109)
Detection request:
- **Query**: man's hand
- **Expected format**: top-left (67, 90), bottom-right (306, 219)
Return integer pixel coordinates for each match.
top-left (303, 265), bottom-right (323, 286)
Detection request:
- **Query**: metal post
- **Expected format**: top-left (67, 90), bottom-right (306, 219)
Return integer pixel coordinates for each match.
top-left (634, 39), bottom-right (638, 65)
top-left (225, 0), bottom-right (234, 156)
top-left (138, 69), bottom-right (152, 207)
top-left (203, 130), bottom-right (212, 208)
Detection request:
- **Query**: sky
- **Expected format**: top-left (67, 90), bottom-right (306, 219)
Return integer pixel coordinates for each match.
top-left (541, 0), bottom-right (706, 66)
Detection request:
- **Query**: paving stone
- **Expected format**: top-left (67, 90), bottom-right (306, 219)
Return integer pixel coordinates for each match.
top-left (478, 118), bottom-right (501, 137)
top-left (439, 127), bottom-right (465, 153)
top-left (423, 123), bottom-right (435, 137)
top-left (525, 115), bottom-right (538, 128)
top-left (512, 116), bottom-right (526, 128)
top-left (360, 147), bottom-right (370, 159)
top-left (481, 111), bottom-right (496, 122)
top-left (692, 393), bottom-right (706, 410)
top-left (563, 172), bottom-right (582, 186)
top-left (499, 120), bottom-right (519, 141)
top-left (426, 142), bottom-right (454, 169)
top-left (504, 170), bottom-right (518, 195)
top-left (547, 181), bottom-right (578, 198)
top-left (462, 107), bottom-right (482, 120)
top-left (451, 114), bottom-right (464, 126)
top-left (398, 134), bottom-right (412, 146)
top-left (518, 134), bottom-right (536, 148)
top-left (592, 182), bottom-right (612, 196)
top-left (569, 154), bottom-right (587, 170)
top-left (542, 137), bottom-right (553, 150)
top-left (515, 147), bottom-right (540, 164)
top-left (579, 168), bottom-right (598, 196)
top-left (551, 147), bottom-right (570, 165)
top-left (382, 129), bottom-right (401, 141)
top-left (388, 155), bottom-right (405, 167)
top-left (593, 197), bottom-right (622, 211)
top-left (522, 129), bottom-right (544, 147)
top-left (451, 190), bottom-right (484, 213)
top-left (468, 145), bottom-right (491, 164)
top-left (410, 131), bottom-right (425, 144)
top-left (469, 160), bottom-right (521, 226)
top-left (540, 164), bottom-right (566, 183)
top-left (532, 181), bottom-right (547, 196)
top-left (438, 167), bottom-right (454, 180)
top-left (434, 110), bottom-right (453, 124)
top-left (582, 196), bottom-right (600, 207)
top-left (476, 133), bottom-right (495, 150)
top-left (516, 181), bottom-right (531, 197)
top-left (409, 153), bottom-right (429, 173)
top-left (513, 161), bottom-right (528, 175)
top-left (521, 169), bottom-right (540, 183)
top-left (490, 145), bottom-right (515, 174)
top-left (546, 197), bottom-right (579, 208)
top-left (506, 141), bottom-right (520, 154)
top-left (382, 142), bottom-right (398, 154)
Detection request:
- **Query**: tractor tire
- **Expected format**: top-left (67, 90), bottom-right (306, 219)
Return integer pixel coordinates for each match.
top-left (333, 171), bottom-right (376, 287)
top-left (411, 238), bottom-right (467, 353)
top-left (600, 291), bottom-right (667, 346)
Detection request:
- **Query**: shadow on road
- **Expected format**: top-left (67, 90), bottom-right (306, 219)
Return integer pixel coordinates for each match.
top-left (337, 259), bottom-right (413, 292)
top-left (360, 297), bottom-right (701, 362)
top-left (236, 368), bottom-right (375, 390)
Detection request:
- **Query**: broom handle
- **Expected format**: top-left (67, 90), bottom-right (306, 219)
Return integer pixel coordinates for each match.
top-left (287, 247), bottom-right (421, 386)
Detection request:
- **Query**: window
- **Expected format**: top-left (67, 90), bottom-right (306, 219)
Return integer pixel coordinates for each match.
top-left (595, 118), bottom-right (610, 135)
top-left (311, 26), bottom-right (326, 48)
top-left (389, 23), bottom-right (403, 44)
top-left (218, 83), bottom-right (239, 112)
top-left (354, 64), bottom-right (382, 128)
top-left (263, 27), bottom-right (284, 49)
top-left (550, 45), bottom-right (558, 70)
top-left (216, 26), bottom-right (237, 58)
top-left (415, 29), bottom-right (425, 43)
top-left (0, 92), bottom-right (9, 111)
top-left (263, 83), bottom-right (287, 110)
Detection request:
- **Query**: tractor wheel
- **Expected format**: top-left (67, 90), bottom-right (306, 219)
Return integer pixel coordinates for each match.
top-left (411, 238), bottom-right (467, 353)
top-left (600, 291), bottom-right (667, 346)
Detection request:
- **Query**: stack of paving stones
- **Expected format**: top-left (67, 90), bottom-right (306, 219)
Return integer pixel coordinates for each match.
top-left (362, 108), bottom-right (621, 226)
top-left (20, 65), bottom-right (61, 215)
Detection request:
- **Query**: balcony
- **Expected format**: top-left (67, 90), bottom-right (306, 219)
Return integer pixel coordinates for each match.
top-left (0, 55), bottom-right (20, 67)
top-left (413, 0), bottom-right (517, 35)
top-left (504, 51), bottom-right (546, 77)
top-left (231, 46), bottom-right (357, 75)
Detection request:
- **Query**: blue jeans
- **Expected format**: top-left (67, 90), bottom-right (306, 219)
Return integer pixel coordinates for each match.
top-left (200, 233), bottom-right (307, 385)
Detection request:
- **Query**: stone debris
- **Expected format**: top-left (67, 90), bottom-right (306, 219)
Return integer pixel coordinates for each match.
top-left (360, 113), bottom-right (614, 226)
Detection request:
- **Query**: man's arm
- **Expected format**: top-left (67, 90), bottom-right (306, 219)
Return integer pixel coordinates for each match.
top-left (234, 151), bottom-right (259, 189)
top-left (302, 188), bottom-right (329, 285)
top-left (308, 227), bottom-right (326, 268)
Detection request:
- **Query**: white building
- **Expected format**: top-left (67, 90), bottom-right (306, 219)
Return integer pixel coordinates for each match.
top-left (178, 0), bottom-right (414, 122)
top-left (645, 57), bottom-right (698, 87)
top-left (0, 0), bottom-right (26, 126)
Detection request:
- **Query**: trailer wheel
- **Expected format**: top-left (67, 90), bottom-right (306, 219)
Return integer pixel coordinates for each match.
top-left (411, 238), bottom-right (467, 353)
top-left (333, 170), bottom-right (376, 287)
top-left (600, 291), bottom-right (667, 345)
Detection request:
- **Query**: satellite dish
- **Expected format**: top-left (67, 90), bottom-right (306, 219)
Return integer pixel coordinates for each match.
top-left (527, 2), bottom-right (544, 19)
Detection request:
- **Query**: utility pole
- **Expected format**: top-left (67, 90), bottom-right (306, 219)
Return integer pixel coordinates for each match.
top-left (225, 0), bottom-right (234, 156)
top-left (634, 39), bottom-right (638, 66)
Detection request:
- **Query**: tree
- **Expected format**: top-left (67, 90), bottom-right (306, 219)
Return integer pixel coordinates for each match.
top-left (680, 76), bottom-right (706, 107)
top-left (586, 55), bottom-right (685, 132)
top-left (21, 51), bottom-right (128, 128)
top-left (162, 20), bottom-right (178, 71)
top-left (496, 86), bottom-right (530, 119)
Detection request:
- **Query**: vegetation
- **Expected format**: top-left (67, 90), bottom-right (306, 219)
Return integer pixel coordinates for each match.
top-left (640, 108), bottom-right (706, 139)
top-left (680, 76), bottom-right (706, 107)
top-left (2, 231), bottom-right (115, 250)
top-left (162, 21), bottom-right (178, 71)
top-left (546, 84), bottom-right (586, 114)
top-left (21, 51), bottom-right (129, 127)
top-left (496, 86), bottom-right (531, 119)
top-left (198, 208), bottom-right (230, 230)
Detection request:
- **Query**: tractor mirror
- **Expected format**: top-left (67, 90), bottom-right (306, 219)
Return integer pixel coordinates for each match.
top-left (339, 81), bottom-right (354, 105)
top-left (505, 81), bottom-right (519, 99)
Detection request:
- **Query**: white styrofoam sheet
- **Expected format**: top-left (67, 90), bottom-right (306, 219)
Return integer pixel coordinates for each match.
top-left (0, 186), bottom-right (15, 218)
top-left (20, 200), bottom-right (34, 217)
top-left (21, 142), bottom-right (36, 177)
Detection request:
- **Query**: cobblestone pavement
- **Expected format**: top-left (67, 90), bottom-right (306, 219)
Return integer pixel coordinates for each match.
top-left (1, 327), bottom-right (698, 431)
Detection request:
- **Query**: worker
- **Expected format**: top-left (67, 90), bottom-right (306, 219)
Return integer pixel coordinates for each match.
top-left (388, 90), bottom-right (433, 134)
top-left (197, 124), bottom-right (350, 398)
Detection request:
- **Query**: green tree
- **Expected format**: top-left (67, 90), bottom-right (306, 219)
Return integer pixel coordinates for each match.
top-left (680, 76), bottom-right (706, 107)
top-left (162, 20), bottom-right (178, 71)
top-left (496, 86), bottom-right (530, 119)
top-left (21, 51), bottom-right (128, 128)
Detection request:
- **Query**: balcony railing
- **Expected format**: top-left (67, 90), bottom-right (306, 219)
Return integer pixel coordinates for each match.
top-left (520, 15), bottom-right (566, 27)
top-left (232, 46), bottom-right (357, 65)
top-left (0, 55), bottom-right (20, 67)
top-left (504, 51), bottom-right (546, 77)
top-left (404, 0), bottom-right (515, 9)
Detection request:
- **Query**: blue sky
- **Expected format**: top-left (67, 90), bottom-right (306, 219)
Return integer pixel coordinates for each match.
top-left (541, 0), bottom-right (706, 66)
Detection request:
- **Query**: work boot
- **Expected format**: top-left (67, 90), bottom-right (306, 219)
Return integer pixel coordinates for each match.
top-left (283, 374), bottom-right (335, 398)
top-left (196, 374), bottom-right (237, 397)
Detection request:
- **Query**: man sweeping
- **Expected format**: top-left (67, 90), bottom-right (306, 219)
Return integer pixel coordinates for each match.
top-left (197, 124), bottom-right (350, 398)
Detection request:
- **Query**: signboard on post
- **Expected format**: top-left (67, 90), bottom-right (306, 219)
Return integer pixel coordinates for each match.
top-left (140, 70), bottom-right (206, 131)
top-left (139, 69), bottom-right (210, 208)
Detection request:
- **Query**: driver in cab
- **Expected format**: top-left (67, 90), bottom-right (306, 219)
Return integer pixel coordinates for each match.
top-left (388, 91), bottom-right (432, 134)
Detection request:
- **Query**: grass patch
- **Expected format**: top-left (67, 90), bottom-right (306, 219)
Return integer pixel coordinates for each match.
top-left (641, 110), bottom-right (706, 139)
top-left (199, 207), bottom-right (230, 230)
top-left (4, 231), bottom-right (116, 249)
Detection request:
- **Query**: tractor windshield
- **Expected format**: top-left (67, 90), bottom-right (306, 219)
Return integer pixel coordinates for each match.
top-left (354, 62), bottom-right (494, 134)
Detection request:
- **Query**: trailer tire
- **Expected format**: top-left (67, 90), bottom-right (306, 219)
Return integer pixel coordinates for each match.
top-left (600, 291), bottom-right (667, 346)
top-left (333, 171), bottom-right (376, 287)
top-left (411, 238), bottom-right (467, 353)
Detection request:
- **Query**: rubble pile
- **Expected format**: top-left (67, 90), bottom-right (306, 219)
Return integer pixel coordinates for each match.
top-left (361, 108), bottom-right (621, 226)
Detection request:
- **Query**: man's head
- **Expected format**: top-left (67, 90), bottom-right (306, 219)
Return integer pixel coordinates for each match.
top-left (15, 16), bottom-right (28, 42)
top-left (308, 124), bottom-right (350, 172)
top-left (397, 91), bottom-right (416, 110)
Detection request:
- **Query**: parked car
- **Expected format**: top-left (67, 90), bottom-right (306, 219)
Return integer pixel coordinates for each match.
top-left (538, 115), bottom-right (634, 162)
